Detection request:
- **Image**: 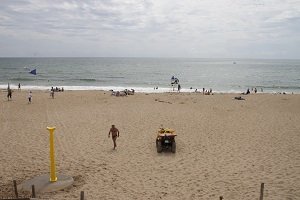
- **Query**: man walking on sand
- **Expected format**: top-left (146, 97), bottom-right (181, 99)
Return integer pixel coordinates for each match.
top-left (108, 125), bottom-right (119, 149)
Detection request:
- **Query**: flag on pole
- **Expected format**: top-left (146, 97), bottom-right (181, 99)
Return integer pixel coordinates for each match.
top-left (29, 69), bottom-right (37, 75)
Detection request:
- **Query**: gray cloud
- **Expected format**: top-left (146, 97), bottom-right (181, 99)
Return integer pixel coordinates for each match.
top-left (0, 0), bottom-right (299, 58)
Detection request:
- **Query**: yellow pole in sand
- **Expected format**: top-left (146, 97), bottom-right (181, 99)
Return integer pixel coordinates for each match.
top-left (47, 127), bottom-right (57, 182)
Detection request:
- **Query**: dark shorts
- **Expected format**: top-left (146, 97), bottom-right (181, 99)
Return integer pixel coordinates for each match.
top-left (112, 135), bottom-right (117, 140)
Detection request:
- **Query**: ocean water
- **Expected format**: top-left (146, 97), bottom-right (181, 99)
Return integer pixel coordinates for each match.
top-left (0, 57), bottom-right (299, 93)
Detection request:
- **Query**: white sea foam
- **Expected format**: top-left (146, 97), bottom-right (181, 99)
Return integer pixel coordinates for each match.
top-left (0, 84), bottom-right (178, 93)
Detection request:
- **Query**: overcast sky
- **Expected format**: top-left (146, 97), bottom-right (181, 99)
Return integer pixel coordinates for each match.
top-left (0, 0), bottom-right (299, 58)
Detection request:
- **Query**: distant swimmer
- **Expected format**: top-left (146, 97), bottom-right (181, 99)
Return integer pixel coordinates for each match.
top-left (108, 125), bottom-right (120, 150)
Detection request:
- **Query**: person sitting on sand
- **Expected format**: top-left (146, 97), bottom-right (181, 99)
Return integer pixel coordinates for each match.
top-left (108, 125), bottom-right (120, 150)
top-left (242, 88), bottom-right (250, 95)
top-left (126, 89), bottom-right (135, 95)
top-left (246, 88), bottom-right (250, 94)
top-left (111, 90), bottom-right (127, 97)
top-left (205, 90), bottom-right (210, 95)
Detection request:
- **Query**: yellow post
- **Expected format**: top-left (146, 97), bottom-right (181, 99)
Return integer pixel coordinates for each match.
top-left (47, 127), bottom-right (57, 182)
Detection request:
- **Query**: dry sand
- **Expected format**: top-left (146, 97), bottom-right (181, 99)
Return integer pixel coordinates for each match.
top-left (0, 90), bottom-right (299, 200)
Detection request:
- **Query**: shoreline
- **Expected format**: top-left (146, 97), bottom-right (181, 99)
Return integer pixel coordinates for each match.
top-left (1, 85), bottom-right (299, 94)
top-left (1, 89), bottom-right (298, 95)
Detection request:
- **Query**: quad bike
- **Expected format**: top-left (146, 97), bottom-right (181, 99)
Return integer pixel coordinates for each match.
top-left (156, 128), bottom-right (177, 153)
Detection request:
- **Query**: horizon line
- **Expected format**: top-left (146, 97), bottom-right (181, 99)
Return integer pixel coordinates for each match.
top-left (0, 56), bottom-right (299, 60)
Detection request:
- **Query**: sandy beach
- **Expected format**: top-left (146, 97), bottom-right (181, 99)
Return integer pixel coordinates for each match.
top-left (0, 90), bottom-right (299, 200)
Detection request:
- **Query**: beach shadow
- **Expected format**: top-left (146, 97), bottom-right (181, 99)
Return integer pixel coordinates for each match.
top-left (156, 149), bottom-right (177, 157)
top-left (59, 174), bottom-right (86, 192)
top-left (105, 148), bottom-right (118, 154)
top-left (2, 99), bottom-right (13, 103)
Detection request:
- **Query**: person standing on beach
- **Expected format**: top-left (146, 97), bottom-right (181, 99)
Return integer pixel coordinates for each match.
top-left (18, 83), bottom-right (21, 90)
top-left (50, 89), bottom-right (54, 99)
top-left (108, 125), bottom-right (120, 149)
top-left (178, 84), bottom-right (181, 92)
top-left (7, 88), bottom-right (12, 101)
top-left (28, 91), bottom-right (32, 104)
